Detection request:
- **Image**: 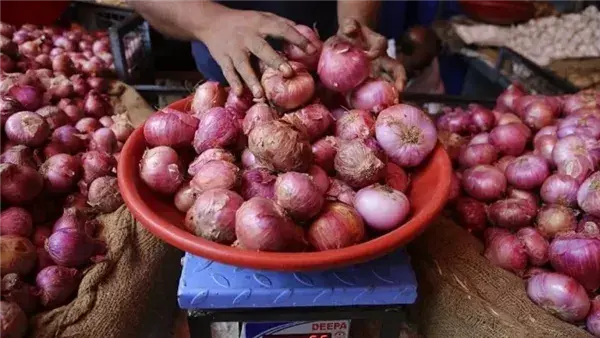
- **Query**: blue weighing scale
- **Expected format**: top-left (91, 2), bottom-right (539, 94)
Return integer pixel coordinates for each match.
top-left (178, 249), bottom-right (417, 338)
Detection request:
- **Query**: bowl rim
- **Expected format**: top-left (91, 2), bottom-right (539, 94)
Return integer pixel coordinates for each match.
top-left (118, 101), bottom-right (452, 271)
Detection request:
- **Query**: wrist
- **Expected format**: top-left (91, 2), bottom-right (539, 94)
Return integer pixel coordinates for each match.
top-left (194, 4), bottom-right (235, 42)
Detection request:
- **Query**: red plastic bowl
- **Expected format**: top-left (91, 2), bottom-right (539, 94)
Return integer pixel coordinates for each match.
top-left (459, 0), bottom-right (535, 25)
top-left (118, 97), bottom-right (452, 271)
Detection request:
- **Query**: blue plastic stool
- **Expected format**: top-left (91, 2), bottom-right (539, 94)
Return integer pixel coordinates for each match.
top-left (178, 249), bottom-right (418, 338)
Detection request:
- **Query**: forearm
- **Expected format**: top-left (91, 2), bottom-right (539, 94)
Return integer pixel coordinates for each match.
top-left (127, 0), bottom-right (230, 41)
top-left (337, 0), bottom-right (381, 28)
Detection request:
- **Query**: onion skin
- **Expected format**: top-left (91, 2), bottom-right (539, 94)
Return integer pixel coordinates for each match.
top-left (248, 120), bottom-right (313, 172)
top-left (536, 204), bottom-right (577, 239)
top-left (494, 155), bottom-right (515, 174)
top-left (51, 125), bottom-right (86, 154)
top-left (549, 233), bottom-right (600, 291)
top-left (190, 160), bottom-right (240, 193)
top-left (224, 87), bottom-right (253, 115)
top-left (283, 24), bottom-right (322, 70)
top-left (83, 90), bottom-right (111, 118)
top-left (192, 107), bottom-right (241, 154)
top-left (437, 130), bottom-right (468, 163)
top-left (496, 83), bottom-right (526, 112)
top-left (318, 36), bottom-right (370, 93)
top-left (533, 134), bottom-right (557, 164)
top-left (139, 146), bottom-right (184, 195)
top-left (36, 265), bottom-right (80, 309)
top-left (462, 165), bottom-right (506, 202)
top-left (0, 236), bottom-right (37, 276)
top-left (0, 163), bottom-right (43, 204)
top-left (552, 135), bottom-right (591, 168)
top-left (311, 136), bottom-right (338, 173)
top-left (184, 189), bottom-right (244, 244)
top-left (240, 168), bottom-right (276, 200)
top-left (191, 81), bottom-right (226, 116)
top-left (588, 296), bottom-right (600, 337)
top-left (242, 103), bottom-right (278, 135)
top-left (308, 202), bottom-right (365, 251)
top-left (75, 117), bottom-right (101, 134)
top-left (275, 172), bottom-right (324, 220)
top-left (0, 145), bottom-right (36, 168)
top-left (505, 154), bottom-right (550, 190)
top-left (335, 109), bottom-right (375, 140)
top-left (235, 197), bottom-right (307, 252)
top-left (447, 171), bottom-right (461, 204)
top-left (88, 176), bottom-right (123, 213)
top-left (454, 197), bottom-right (487, 235)
top-left (506, 187), bottom-right (539, 209)
top-left (174, 182), bottom-right (200, 213)
top-left (262, 61), bottom-right (315, 110)
top-left (349, 79), bottom-right (399, 114)
top-left (517, 227), bottom-right (550, 266)
top-left (483, 228), bottom-right (527, 275)
top-left (578, 172), bottom-right (600, 217)
top-left (354, 184), bottom-right (410, 232)
top-left (469, 104), bottom-right (496, 132)
top-left (0, 301), bottom-right (27, 338)
top-left (540, 174), bottom-right (579, 207)
top-left (437, 110), bottom-right (473, 135)
top-left (0, 207), bottom-right (33, 237)
top-left (375, 104), bottom-right (437, 167)
top-left (283, 103), bottom-right (334, 141)
top-left (487, 198), bottom-right (537, 230)
top-left (143, 108), bottom-right (199, 148)
top-left (385, 162), bottom-right (410, 193)
top-left (458, 143), bottom-right (498, 168)
top-left (45, 228), bottom-right (103, 267)
top-left (81, 150), bottom-right (116, 184)
top-left (7, 85), bottom-right (43, 111)
top-left (39, 154), bottom-right (82, 194)
top-left (188, 148), bottom-right (235, 176)
top-left (334, 138), bottom-right (385, 188)
top-left (36, 106), bottom-right (69, 130)
top-left (308, 165), bottom-right (330, 194)
top-left (489, 123), bottom-right (529, 156)
top-left (527, 272), bottom-right (590, 323)
top-left (1, 274), bottom-right (39, 314)
top-left (5, 111), bottom-right (50, 147)
top-left (325, 178), bottom-right (356, 205)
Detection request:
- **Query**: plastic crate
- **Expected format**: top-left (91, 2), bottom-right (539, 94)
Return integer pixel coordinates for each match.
top-left (64, 1), bottom-right (134, 30)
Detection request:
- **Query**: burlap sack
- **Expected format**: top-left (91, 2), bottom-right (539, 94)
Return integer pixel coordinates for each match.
top-left (407, 216), bottom-right (591, 338)
top-left (28, 84), bottom-right (184, 338)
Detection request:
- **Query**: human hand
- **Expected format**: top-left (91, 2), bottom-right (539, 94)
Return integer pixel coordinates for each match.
top-left (199, 9), bottom-right (318, 99)
top-left (338, 18), bottom-right (407, 91)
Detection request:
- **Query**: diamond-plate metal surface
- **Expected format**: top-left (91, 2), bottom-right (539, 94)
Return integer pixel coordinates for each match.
top-left (178, 249), bottom-right (417, 310)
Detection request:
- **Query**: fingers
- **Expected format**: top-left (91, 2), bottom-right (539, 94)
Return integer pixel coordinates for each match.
top-left (361, 26), bottom-right (387, 59)
top-left (379, 56), bottom-right (407, 92)
top-left (261, 17), bottom-right (317, 55)
top-left (217, 56), bottom-right (243, 96)
top-left (247, 36), bottom-right (293, 77)
top-left (231, 51), bottom-right (263, 98)
top-left (339, 18), bottom-right (360, 36)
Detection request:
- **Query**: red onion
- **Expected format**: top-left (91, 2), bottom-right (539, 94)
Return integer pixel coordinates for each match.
top-left (86, 77), bottom-right (109, 93)
top-left (308, 202), bottom-right (365, 250)
top-left (235, 197), bottom-right (307, 251)
top-left (248, 120), bottom-right (312, 172)
top-left (0, 145), bottom-right (36, 168)
top-left (190, 159), bottom-right (240, 192)
top-left (335, 109), bottom-right (375, 140)
top-left (0, 35), bottom-right (17, 56)
top-left (45, 228), bottom-right (104, 267)
top-left (507, 187), bottom-right (539, 208)
top-left (242, 103), bottom-right (278, 135)
top-left (557, 155), bottom-right (594, 184)
top-left (109, 117), bottom-right (133, 142)
top-left (61, 104), bottom-right (83, 123)
top-left (534, 125), bottom-right (557, 144)
top-left (588, 296), bottom-right (600, 336)
top-left (0, 53), bottom-right (15, 72)
top-left (527, 272), bottom-right (590, 322)
top-left (311, 136), bottom-right (338, 173)
top-left (516, 227), bottom-right (550, 266)
top-left (354, 184), bottom-right (410, 232)
top-left (52, 207), bottom-right (92, 234)
top-left (484, 227), bottom-right (527, 275)
top-left (436, 110), bottom-right (473, 135)
top-left (275, 171), bottom-right (324, 220)
top-left (187, 149), bottom-right (235, 176)
top-left (70, 74), bottom-right (90, 97)
top-left (549, 232), bottom-right (600, 291)
top-left (19, 40), bottom-right (41, 57)
top-left (240, 148), bottom-right (267, 170)
top-left (437, 131), bottom-right (468, 163)
top-left (578, 171), bottom-right (600, 217)
top-left (39, 153), bottom-right (81, 194)
top-left (325, 178), bottom-right (356, 205)
top-left (376, 104), bottom-right (437, 167)
top-left (64, 192), bottom-right (91, 214)
top-left (174, 182), bottom-right (200, 213)
top-left (489, 123), bottom-right (528, 156)
top-left (0, 23), bottom-right (16, 38)
top-left (536, 204), bottom-right (577, 238)
top-left (0, 301), bottom-right (27, 338)
top-left (192, 107), bottom-right (240, 153)
top-left (447, 171), bottom-right (461, 203)
top-left (540, 174), bottom-right (579, 207)
top-left (88, 176), bottom-right (123, 213)
top-left (307, 165), bottom-right (330, 194)
top-left (99, 116), bottom-right (113, 127)
top-left (0, 163), bottom-right (43, 204)
top-left (4, 110), bottom-right (49, 147)
top-left (496, 83), bottom-right (526, 112)
top-left (458, 143), bottom-right (497, 168)
top-left (75, 117), bottom-right (101, 134)
top-left (383, 163), bottom-right (408, 193)
top-left (0, 207), bottom-right (32, 237)
top-left (83, 90), bottom-right (111, 117)
top-left (349, 79), bottom-right (398, 114)
top-left (191, 81), bottom-right (226, 116)
top-left (51, 54), bottom-right (74, 75)
top-left (139, 146), bottom-right (184, 195)
top-left (89, 127), bottom-right (117, 154)
top-left (239, 168), bottom-right (275, 200)
top-left (0, 235), bottom-right (37, 275)
top-left (51, 125), bottom-right (85, 154)
top-left (92, 39), bottom-right (109, 54)
top-left (36, 265), bottom-right (80, 309)
top-left (334, 138), bottom-right (385, 188)
top-left (331, 107), bottom-right (347, 120)
top-left (469, 132), bottom-right (489, 146)
top-left (81, 150), bottom-right (115, 184)
top-left (557, 116), bottom-right (600, 139)
top-left (283, 24), bottom-right (322, 70)
top-left (262, 61), bottom-right (315, 110)
top-left (454, 197), bottom-right (487, 235)
top-left (0, 96), bottom-right (22, 127)
top-left (318, 36), bottom-right (370, 93)
top-left (533, 134), bottom-right (556, 164)
top-left (487, 198), bottom-right (537, 230)
top-left (519, 100), bottom-right (558, 130)
top-left (496, 113), bottom-right (522, 127)
top-left (184, 189), bottom-right (243, 244)
top-left (468, 104), bottom-right (495, 132)
top-left (1, 274), bottom-right (38, 314)
top-left (505, 154), bottom-right (549, 190)
top-left (283, 104), bottom-right (334, 141)
top-left (35, 106), bottom-right (69, 131)
top-left (143, 108), bottom-right (198, 148)
top-left (224, 86), bottom-right (253, 115)
top-left (462, 165), bottom-right (506, 201)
